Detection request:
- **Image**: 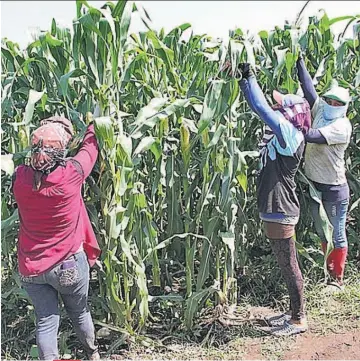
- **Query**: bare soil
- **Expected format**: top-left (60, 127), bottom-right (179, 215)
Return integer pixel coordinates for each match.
top-left (110, 305), bottom-right (360, 360)
top-left (110, 329), bottom-right (360, 360)
top-left (283, 331), bottom-right (360, 360)
top-left (236, 327), bottom-right (360, 360)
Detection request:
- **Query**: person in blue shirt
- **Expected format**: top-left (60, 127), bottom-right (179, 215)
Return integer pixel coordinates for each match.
top-left (223, 62), bottom-right (311, 336)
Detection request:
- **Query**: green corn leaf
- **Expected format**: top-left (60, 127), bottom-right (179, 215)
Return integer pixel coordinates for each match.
top-left (198, 81), bottom-right (224, 134)
top-left (273, 46), bottom-right (289, 80)
top-left (219, 231), bottom-right (235, 254)
top-left (113, 0), bottom-right (127, 18)
top-left (207, 124), bottom-right (226, 148)
top-left (153, 232), bottom-right (210, 252)
top-left (132, 99), bottom-right (189, 138)
top-left (99, 8), bottom-right (117, 42)
top-left (243, 39), bottom-right (256, 69)
top-left (329, 15), bottom-right (356, 26)
top-left (1, 209), bottom-right (19, 234)
top-left (133, 136), bottom-right (156, 157)
top-left (23, 89), bottom-right (45, 125)
top-left (59, 69), bottom-right (86, 97)
top-left (78, 12), bottom-right (103, 38)
top-left (119, 1), bottom-right (133, 55)
top-left (299, 170), bottom-right (333, 251)
top-left (45, 32), bottom-right (63, 47)
top-left (185, 284), bottom-right (218, 329)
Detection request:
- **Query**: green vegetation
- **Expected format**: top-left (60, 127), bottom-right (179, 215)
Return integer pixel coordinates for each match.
top-left (1, 1), bottom-right (359, 359)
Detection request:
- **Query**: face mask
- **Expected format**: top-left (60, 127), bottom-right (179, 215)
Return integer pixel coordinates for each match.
top-left (323, 102), bottom-right (348, 121)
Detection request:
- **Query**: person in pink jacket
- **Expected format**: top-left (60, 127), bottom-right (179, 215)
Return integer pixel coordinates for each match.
top-left (13, 116), bottom-right (101, 360)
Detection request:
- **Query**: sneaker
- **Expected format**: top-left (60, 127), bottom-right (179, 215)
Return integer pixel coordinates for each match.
top-left (89, 351), bottom-right (101, 360)
top-left (265, 313), bottom-right (291, 327)
top-left (327, 280), bottom-right (345, 291)
top-left (270, 321), bottom-right (308, 337)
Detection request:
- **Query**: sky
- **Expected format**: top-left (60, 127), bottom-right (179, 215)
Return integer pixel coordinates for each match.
top-left (1, 1), bottom-right (360, 48)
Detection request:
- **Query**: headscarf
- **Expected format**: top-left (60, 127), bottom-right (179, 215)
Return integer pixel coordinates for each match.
top-left (272, 91), bottom-right (311, 135)
top-left (30, 116), bottom-right (74, 190)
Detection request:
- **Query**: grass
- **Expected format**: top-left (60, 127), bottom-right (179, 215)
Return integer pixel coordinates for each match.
top-left (305, 271), bottom-right (360, 335)
top-left (2, 257), bottom-right (359, 360)
top-left (99, 266), bottom-right (360, 360)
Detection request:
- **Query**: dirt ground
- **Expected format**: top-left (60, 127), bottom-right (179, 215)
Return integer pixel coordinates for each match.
top-left (283, 331), bottom-right (360, 360)
top-left (110, 304), bottom-right (360, 361)
top-left (240, 328), bottom-right (360, 360)
top-left (238, 305), bottom-right (360, 360)
top-left (110, 328), bottom-right (360, 361)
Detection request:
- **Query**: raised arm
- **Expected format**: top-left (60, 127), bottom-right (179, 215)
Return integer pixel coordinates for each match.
top-left (240, 74), bottom-right (285, 147)
top-left (72, 124), bottom-right (99, 179)
top-left (239, 77), bottom-right (261, 117)
top-left (296, 56), bottom-right (318, 108)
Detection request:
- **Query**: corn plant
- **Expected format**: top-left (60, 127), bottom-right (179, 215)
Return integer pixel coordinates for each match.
top-left (1, 1), bottom-right (359, 357)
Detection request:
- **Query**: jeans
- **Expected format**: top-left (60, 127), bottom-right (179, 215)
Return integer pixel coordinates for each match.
top-left (21, 251), bottom-right (98, 360)
top-left (310, 198), bottom-right (349, 249)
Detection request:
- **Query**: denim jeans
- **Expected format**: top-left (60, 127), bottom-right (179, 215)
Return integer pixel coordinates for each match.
top-left (21, 251), bottom-right (98, 360)
top-left (310, 198), bottom-right (349, 248)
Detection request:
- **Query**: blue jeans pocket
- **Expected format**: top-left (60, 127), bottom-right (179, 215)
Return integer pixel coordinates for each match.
top-left (58, 259), bottom-right (80, 287)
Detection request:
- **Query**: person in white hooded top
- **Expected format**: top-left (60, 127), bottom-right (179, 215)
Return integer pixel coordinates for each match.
top-left (297, 54), bottom-right (352, 290)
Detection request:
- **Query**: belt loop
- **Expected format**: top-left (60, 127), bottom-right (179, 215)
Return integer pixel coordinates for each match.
top-left (73, 253), bottom-right (78, 261)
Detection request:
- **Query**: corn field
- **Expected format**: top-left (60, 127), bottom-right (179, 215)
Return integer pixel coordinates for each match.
top-left (1, 1), bottom-right (359, 358)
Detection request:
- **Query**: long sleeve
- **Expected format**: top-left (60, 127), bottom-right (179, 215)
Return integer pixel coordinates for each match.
top-left (305, 129), bottom-right (327, 144)
top-left (239, 78), bottom-right (261, 117)
top-left (240, 76), bottom-right (285, 147)
top-left (72, 124), bottom-right (99, 179)
top-left (296, 58), bottom-right (318, 108)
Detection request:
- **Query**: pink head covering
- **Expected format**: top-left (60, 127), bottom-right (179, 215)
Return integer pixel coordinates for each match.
top-left (30, 116), bottom-right (74, 190)
top-left (271, 90), bottom-right (311, 135)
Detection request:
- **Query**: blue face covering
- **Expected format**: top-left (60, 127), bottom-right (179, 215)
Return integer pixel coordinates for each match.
top-left (323, 101), bottom-right (348, 121)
